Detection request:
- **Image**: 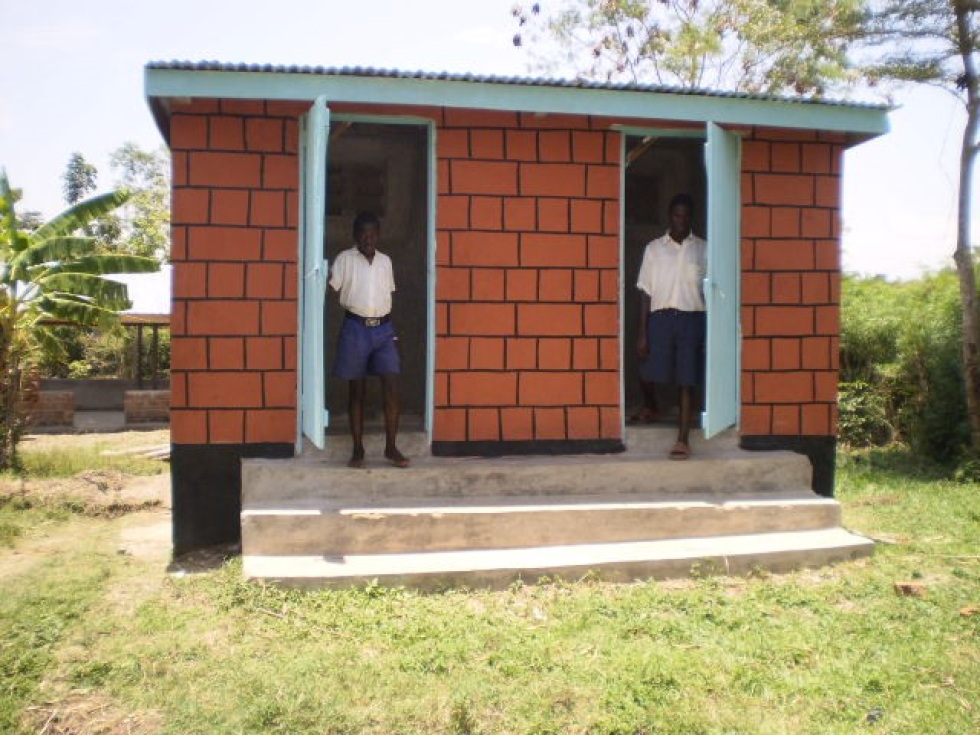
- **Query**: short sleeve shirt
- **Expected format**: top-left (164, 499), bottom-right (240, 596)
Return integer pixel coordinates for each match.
top-left (636, 232), bottom-right (707, 312)
top-left (328, 247), bottom-right (396, 318)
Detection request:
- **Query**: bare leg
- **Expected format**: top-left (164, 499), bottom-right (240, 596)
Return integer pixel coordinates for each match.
top-left (670, 386), bottom-right (693, 460)
top-left (641, 380), bottom-right (659, 416)
top-left (381, 374), bottom-right (408, 467)
top-left (629, 381), bottom-right (660, 423)
top-left (347, 378), bottom-right (366, 468)
top-left (678, 385), bottom-right (692, 446)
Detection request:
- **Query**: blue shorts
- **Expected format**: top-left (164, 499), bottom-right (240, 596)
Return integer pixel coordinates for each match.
top-left (333, 316), bottom-right (401, 380)
top-left (640, 309), bottom-right (705, 387)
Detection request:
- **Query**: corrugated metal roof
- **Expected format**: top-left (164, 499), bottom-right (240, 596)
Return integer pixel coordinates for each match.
top-left (145, 61), bottom-right (887, 111)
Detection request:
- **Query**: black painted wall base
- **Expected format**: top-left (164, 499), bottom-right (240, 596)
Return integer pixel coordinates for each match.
top-left (171, 442), bottom-right (293, 556)
top-left (738, 435), bottom-right (837, 497)
top-left (431, 439), bottom-right (626, 457)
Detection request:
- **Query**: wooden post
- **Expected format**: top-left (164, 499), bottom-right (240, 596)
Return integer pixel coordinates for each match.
top-left (151, 325), bottom-right (160, 390)
top-left (136, 324), bottom-right (144, 389)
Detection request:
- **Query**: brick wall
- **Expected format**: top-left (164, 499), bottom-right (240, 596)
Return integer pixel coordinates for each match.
top-left (23, 391), bottom-right (74, 428)
top-left (432, 109), bottom-right (622, 445)
top-left (124, 390), bottom-right (171, 424)
top-left (169, 99), bottom-right (844, 450)
top-left (169, 99), bottom-right (305, 446)
top-left (739, 127), bottom-right (845, 438)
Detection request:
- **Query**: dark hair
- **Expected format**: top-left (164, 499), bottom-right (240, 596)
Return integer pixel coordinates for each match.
top-left (353, 211), bottom-right (380, 237)
top-left (668, 193), bottom-right (695, 213)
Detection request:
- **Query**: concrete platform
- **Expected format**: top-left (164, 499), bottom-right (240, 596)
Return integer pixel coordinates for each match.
top-left (241, 426), bottom-right (874, 588)
top-left (243, 529), bottom-right (875, 590)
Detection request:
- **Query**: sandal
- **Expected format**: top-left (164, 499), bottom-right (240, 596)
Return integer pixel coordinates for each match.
top-left (384, 449), bottom-right (410, 468)
top-left (668, 441), bottom-right (690, 461)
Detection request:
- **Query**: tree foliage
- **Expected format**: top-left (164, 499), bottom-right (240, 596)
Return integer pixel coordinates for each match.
top-left (840, 272), bottom-right (968, 462)
top-left (62, 152), bottom-right (98, 206)
top-left (58, 145), bottom-right (171, 261)
top-left (0, 170), bottom-right (159, 469)
top-left (511, 0), bottom-right (864, 95)
top-left (61, 151), bottom-right (99, 204)
top-left (109, 142), bottom-right (171, 261)
top-left (855, 0), bottom-right (980, 455)
top-left (60, 151), bottom-right (122, 254)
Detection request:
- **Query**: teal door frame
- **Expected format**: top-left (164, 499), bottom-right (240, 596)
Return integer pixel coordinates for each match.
top-left (296, 109), bottom-right (437, 452)
top-left (703, 123), bottom-right (741, 438)
top-left (298, 97), bottom-right (330, 452)
top-left (616, 124), bottom-right (740, 441)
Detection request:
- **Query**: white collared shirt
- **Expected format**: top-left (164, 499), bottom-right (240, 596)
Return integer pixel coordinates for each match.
top-left (328, 247), bottom-right (396, 318)
top-left (636, 231), bottom-right (707, 312)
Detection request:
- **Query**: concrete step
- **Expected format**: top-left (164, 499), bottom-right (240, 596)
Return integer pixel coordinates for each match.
top-left (243, 448), bottom-right (813, 504)
top-left (242, 493), bottom-right (840, 556)
top-left (242, 528), bottom-right (875, 590)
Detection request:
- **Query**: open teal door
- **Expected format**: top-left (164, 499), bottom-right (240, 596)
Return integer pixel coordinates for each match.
top-left (298, 97), bottom-right (330, 450)
top-left (702, 122), bottom-right (741, 438)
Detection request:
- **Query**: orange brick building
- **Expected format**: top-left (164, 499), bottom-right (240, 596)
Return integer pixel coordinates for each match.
top-left (145, 64), bottom-right (888, 553)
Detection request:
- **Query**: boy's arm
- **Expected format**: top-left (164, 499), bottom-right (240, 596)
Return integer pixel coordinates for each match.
top-left (327, 253), bottom-right (344, 292)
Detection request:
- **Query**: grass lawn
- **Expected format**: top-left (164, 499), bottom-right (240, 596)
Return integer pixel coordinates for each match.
top-left (0, 440), bottom-right (977, 734)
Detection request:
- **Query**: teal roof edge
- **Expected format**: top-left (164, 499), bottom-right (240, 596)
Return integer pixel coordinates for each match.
top-left (144, 63), bottom-right (890, 139)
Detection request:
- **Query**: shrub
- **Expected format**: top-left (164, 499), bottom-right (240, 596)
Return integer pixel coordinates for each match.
top-left (838, 381), bottom-right (893, 447)
top-left (841, 270), bottom-right (969, 464)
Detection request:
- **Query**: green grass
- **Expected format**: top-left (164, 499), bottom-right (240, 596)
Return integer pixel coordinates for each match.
top-left (0, 447), bottom-right (977, 733)
top-left (13, 443), bottom-right (166, 479)
top-left (0, 551), bottom-right (114, 733)
top-left (0, 495), bottom-right (76, 547)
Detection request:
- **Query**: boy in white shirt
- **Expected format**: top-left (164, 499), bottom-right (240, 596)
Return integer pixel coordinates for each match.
top-left (635, 194), bottom-right (707, 460)
top-left (329, 212), bottom-right (409, 468)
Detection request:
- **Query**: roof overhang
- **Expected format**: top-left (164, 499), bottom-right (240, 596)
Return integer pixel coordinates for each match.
top-left (145, 64), bottom-right (890, 145)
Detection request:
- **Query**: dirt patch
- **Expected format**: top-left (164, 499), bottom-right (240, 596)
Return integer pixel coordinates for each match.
top-left (0, 517), bottom-right (107, 582)
top-left (0, 472), bottom-right (169, 516)
top-left (0, 429), bottom-right (172, 580)
top-left (117, 511), bottom-right (172, 561)
top-left (24, 692), bottom-right (163, 735)
top-left (851, 493), bottom-right (902, 507)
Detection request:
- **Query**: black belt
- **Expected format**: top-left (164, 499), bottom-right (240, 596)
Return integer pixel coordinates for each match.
top-left (345, 311), bottom-right (390, 327)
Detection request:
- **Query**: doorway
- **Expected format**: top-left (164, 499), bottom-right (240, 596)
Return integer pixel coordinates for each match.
top-left (323, 120), bottom-right (430, 435)
top-left (622, 134), bottom-right (707, 422)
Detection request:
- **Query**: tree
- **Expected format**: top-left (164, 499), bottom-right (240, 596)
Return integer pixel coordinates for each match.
top-left (857, 0), bottom-right (979, 454)
top-left (110, 142), bottom-right (171, 260)
top-left (0, 170), bottom-right (159, 469)
top-left (60, 152), bottom-right (122, 253)
top-left (511, 0), bottom-right (864, 95)
top-left (62, 152), bottom-right (98, 205)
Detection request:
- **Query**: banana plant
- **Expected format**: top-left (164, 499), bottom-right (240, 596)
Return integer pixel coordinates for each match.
top-left (0, 169), bottom-right (160, 469)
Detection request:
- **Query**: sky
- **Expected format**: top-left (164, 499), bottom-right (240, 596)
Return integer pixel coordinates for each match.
top-left (1, 0), bottom-right (974, 311)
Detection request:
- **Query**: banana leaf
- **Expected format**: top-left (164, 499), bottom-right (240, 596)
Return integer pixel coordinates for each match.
top-left (35, 293), bottom-right (128, 327)
top-left (30, 189), bottom-right (131, 242)
top-left (11, 236), bottom-right (100, 273)
top-left (36, 253), bottom-right (159, 276)
top-left (37, 272), bottom-right (131, 305)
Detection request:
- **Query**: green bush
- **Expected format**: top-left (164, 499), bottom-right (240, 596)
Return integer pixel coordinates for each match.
top-left (838, 380), bottom-right (893, 447)
top-left (841, 270), bottom-right (969, 464)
